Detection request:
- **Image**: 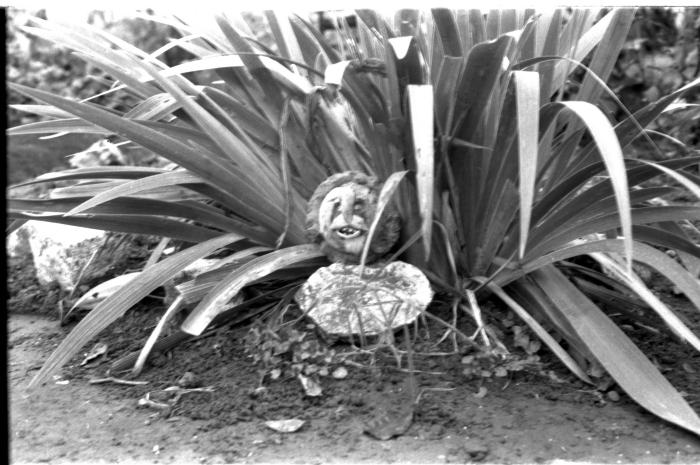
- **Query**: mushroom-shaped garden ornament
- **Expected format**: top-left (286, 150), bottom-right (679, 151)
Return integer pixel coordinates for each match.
top-left (295, 171), bottom-right (433, 337)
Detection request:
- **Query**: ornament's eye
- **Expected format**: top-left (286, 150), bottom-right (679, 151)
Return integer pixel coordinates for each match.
top-left (322, 196), bottom-right (340, 214)
top-left (353, 200), bottom-right (365, 213)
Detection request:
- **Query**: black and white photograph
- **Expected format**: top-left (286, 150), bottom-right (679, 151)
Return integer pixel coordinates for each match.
top-left (6, 5), bottom-right (700, 464)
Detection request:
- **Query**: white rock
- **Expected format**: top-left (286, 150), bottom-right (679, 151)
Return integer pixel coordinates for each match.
top-left (17, 221), bottom-right (106, 291)
top-left (68, 139), bottom-right (126, 168)
top-left (7, 226), bottom-right (31, 259)
top-left (331, 366), bottom-right (348, 379)
top-left (295, 261), bottom-right (433, 336)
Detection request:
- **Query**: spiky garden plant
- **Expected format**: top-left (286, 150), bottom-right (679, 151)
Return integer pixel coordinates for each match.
top-left (8, 9), bottom-right (700, 435)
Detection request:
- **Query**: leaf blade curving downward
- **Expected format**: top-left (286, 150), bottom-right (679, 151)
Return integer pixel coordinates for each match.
top-left (547, 101), bottom-right (632, 270)
top-left (180, 244), bottom-right (325, 336)
top-left (531, 265), bottom-right (700, 436)
top-left (484, 280), bottom-right (592, 384)
top-left (65, 171), bottom-right (203, 216)
top-left (29, 233), bottom-right (245, 388)
top-left (360, 171), bottom-right (409, 269)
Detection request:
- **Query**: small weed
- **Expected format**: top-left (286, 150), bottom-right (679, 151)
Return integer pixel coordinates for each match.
top-left (461, 350), bottom-right (542, 380)
top-left (244, 323), bottom-right (340, 385)
top-left (461, 314), bottom-right (543, 380)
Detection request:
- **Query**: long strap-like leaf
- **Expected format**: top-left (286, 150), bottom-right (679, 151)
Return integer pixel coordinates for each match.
top-left (180, 244), bottom-right (324, 335)
top-left (28, 233), bottom-right (245, 388)
top-left (531, 265), bottom-right (700, 436)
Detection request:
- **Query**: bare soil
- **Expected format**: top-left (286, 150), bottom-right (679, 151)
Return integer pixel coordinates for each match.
top-left (8, 251), bottom-right (700, 464)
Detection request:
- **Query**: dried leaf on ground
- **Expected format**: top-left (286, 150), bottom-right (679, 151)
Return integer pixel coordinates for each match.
top-left (332, 366), bottom-right (348, 379)
top-left (298, 373), bottom-right (322, 397)
top-left (80, 342), bottom-right (108, 366)
top-left (264, 419), bottom-right (305, 433)
top-left (363, 403), bottom-right (414, 441)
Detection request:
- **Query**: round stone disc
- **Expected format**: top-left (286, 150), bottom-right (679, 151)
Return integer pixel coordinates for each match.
top-left (295, 261), bottom-right (433, 336)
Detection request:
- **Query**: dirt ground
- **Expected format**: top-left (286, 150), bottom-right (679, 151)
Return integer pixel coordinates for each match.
top-left (8, 251), bottom-right (700, 464)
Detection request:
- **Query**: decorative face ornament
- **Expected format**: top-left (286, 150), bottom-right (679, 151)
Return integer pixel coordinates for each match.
top-left (307, 171), bottom-right (400, 264)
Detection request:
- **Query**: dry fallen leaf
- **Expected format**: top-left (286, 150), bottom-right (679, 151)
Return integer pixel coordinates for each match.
top-left (298, 374), bottom-right (322, 397)
top-left (138, 386), bottom-right (215, 410)
top-left (264, 419), bottom-right (305, 433)
top-left (89, 377), bottom-right (149, 386)
top-left (80, 342), bottom-right (108, 366)
top-left (363, 405), bottom-right (414, 441)
top-left (177, 371), bottom-right (199, 388)
top-left (331, 366), bottom-right (348, 379)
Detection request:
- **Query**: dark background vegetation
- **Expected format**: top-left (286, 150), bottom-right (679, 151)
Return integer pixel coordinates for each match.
top-left (7, 8), bottom-right (699, 183)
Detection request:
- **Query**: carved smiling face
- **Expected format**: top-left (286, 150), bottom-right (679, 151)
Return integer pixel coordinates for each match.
top-left (307, 171), bottom-right (400, 264)
top-left (318, 182), bottom-right (376, 258)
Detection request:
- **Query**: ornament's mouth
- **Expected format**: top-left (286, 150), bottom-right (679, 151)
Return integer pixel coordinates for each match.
top-left (333, 225), bottom-right (364, 239)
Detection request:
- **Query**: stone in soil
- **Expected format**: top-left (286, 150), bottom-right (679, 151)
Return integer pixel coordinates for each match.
top-left (10, 221), bottom-right (106, 292)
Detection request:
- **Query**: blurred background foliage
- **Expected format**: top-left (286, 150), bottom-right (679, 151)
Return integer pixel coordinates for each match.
top-left (5, 7), bottom-right (699, 203)
top-left (8, 9), bottom-right (165, 126)
top-left (7, 7), bottom-right (699, 180)
top-left (6, 9), bottom-right (281, 183)
top-left (603, 8), bottom-right (700, 158)
top-left (5, 6), bottom-right (699, 190)
top-left (7, 9), bottom-right (173, 182)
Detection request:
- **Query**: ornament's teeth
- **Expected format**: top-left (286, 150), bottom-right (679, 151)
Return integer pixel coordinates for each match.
top-left (335, 226), bottom-right (363, 239)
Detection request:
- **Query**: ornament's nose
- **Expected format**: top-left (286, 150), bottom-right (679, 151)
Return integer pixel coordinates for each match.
top-left (338, 187), bottom-right (356, 224)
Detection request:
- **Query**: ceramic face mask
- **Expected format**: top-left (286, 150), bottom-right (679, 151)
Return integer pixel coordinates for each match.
top-left (317, 182), bottom-right (376, 258)
top-left (306, 171), bottom-right (400, 264)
